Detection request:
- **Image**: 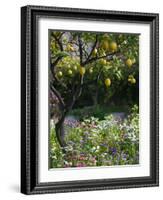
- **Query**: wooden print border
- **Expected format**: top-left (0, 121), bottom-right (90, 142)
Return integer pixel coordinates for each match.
top-left (21, 5), bottom-right (159, 194)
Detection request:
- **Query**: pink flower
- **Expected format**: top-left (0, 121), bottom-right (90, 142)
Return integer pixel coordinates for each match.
top-left (76, 163), bottom-right (87, 167)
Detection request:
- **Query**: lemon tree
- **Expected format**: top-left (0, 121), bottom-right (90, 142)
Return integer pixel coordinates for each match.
top-left (50, 31), bottom-right (139, 148)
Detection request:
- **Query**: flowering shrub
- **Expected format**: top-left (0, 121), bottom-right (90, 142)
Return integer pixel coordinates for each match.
top-left (50, 105), bottom-right (139, 168)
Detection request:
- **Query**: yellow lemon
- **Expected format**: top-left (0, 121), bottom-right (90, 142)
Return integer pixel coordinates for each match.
top-left (100, 59), bottom-right (107, 65)
top-left (67, 64), bottom-right (71, 69)
top-left (102, 40), bottom-right (109, 50)
top-left (110, 41), bottom-right (117, 51)
top-left (89, 68), bottom-right (93, 74)
top-left (79, 67), bottom-right (86, 76)
top-left (92, 48), bottom-right (98, 56)
top-left (128, 74), bottom-right (134, 79)
top-left (73, 66), bottom-right (77, 71)
top-left (128, 75), bottom-right (136, 84)
top-left (105, 78), bottom-right (111, 87)
top-left (68, 69), bottom-right (73, 75)
top-left (131, 78), bottom-right (136, 84)
top-left (126, 59), bottom-right (133, 67)
top-left (57, 71), bottom-right (63, 77)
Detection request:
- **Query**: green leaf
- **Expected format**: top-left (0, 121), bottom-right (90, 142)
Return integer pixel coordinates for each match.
top-left (55, 51), bottom-right (70, 57)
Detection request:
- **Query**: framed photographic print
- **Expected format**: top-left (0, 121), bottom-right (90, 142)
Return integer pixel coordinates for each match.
top-left (21, 5), bottom-right (159, 194)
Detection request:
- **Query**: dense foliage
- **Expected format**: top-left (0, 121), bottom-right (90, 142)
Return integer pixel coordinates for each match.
top-left (50, 31), bottom-right (139, 110)
top-left (50, 105), bottom-right (139, 168)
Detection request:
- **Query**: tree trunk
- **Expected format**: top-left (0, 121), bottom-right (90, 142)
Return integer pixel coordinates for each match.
top-left (55, 116), bottom-right (66, 150)
top-left (53, 75), bottom-right (84, 151)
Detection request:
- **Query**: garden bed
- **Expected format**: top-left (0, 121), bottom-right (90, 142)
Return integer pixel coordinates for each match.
top-left (50, 105), bottom-right (139, 168)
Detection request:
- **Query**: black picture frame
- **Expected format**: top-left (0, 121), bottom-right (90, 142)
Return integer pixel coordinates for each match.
top-left (21, 5), bottom-right (159, 195)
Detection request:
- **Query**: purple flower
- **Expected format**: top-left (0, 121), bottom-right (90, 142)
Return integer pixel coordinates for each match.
top-left (64, 118), bottom-right (79, 128)
top-left (110, 147), bottom-right (117, 155)
top-left (84, 131), bottom-right (89, 135)
top-left (122, 153), bottom-right (127, 161)
top-left (80, 152), bottom-right (85, 156)
top-left (123, 133), bottom-right (128, 139)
